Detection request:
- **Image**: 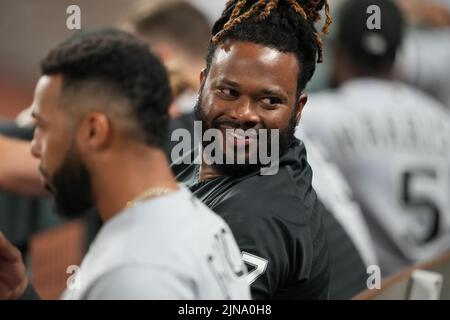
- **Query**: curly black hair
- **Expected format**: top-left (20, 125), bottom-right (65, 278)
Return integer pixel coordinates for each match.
top-left (205, 0), bottom-right (331, 98)
top-left (40, 29), bottom-right (172, 149)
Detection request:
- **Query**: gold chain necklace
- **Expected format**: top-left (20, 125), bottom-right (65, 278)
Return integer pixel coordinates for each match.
top-left (125, 187), bottom-right (174, 209)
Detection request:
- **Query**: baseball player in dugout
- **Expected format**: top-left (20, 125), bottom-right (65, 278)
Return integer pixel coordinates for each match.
top-left (0, 30), bottom-right (250, 300)
top-left (301, 0), bottom-right (450, 276)
top-left (173, 0), bottom-right (335, 299)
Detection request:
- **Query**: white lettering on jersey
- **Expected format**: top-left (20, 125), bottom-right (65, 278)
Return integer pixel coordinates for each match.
top-left (242, 252), bottom-right (268, 285)
top-left (207, 228), bottom-right (247, 298)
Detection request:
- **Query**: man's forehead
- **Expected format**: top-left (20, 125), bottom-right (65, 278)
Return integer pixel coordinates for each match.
top-left (210, 41), bottom-right (299, 93)
top-left (213, 41), bottom-right (299, 70)
top-left (33, 75), bottom-right (63, 115)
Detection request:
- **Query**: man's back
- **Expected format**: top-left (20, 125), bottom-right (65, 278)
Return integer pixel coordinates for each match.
top-left (62, 187), bottom-right (250, 299)
top-left (302, 78), bottom-right (450, 275)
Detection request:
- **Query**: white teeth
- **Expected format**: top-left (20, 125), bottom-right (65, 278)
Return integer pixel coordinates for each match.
top-left (224, 129), bottom-right (257, 140)
top-left (232, 130), bottom-right (245, 139)
top-left (232, 132), bottom-right (246, 140)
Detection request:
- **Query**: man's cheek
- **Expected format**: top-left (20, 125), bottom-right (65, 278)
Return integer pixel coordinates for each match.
top-left (204, 94), bottom-right (224, 116)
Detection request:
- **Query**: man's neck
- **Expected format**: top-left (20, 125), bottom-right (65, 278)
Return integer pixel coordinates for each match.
top-left (91, 147), bottom-right (179, 222)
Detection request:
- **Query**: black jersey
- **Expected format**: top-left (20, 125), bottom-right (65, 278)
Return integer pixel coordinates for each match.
top-left (173, 140), bottom-right (330, 299)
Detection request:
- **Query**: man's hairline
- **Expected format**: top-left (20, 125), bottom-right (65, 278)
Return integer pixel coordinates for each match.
top-left (46, 73), bottom-right (147, 141)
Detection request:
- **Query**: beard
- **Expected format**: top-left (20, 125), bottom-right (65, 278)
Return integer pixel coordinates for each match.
top-left (194, 91), bottom-right (297, 178)
top-left (41, 144), bottom-right (94, 219)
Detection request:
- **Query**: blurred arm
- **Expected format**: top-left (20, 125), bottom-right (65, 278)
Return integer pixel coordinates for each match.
top-left (396, 0), bottom-right (450, 27)
top-left (0, 135), bottom-right (46, 197)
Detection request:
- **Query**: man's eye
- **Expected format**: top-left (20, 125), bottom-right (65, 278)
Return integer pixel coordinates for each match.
top-left (261, 97), bottom-right (283, 106)
top-left (218, 88), bottom-right (238, 97)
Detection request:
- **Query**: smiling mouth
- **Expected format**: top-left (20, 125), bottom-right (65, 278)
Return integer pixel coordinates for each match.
top-left (219, 126), bottom-right (258, 147)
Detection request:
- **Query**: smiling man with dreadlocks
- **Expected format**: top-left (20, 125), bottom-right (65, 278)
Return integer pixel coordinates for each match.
top-left (173, 0), bottom-right (336, 299)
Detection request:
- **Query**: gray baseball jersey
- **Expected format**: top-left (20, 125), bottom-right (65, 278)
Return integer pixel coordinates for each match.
top-left (61, 186), bottom-right (250, 300)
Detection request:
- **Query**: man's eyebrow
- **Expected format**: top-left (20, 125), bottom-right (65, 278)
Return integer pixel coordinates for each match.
top-left (260, 88), bottom-right (288, 99)
top-left (218, 79), bottom-right (240, 88)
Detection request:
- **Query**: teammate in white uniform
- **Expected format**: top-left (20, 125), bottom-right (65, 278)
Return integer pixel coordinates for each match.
top-left (62, 186), bottom-right (248, 300)
top-left (301, 0), bottom-right (450, 276)
top-left (0, 30), bottom-right (249, 300)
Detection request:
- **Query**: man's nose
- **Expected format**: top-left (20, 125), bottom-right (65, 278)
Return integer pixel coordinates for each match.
top-left (232, 98), bottom-right (260, 129)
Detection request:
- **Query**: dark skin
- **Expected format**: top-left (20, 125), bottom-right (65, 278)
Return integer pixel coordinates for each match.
top-left (198, 40), bottom-right (308, 181)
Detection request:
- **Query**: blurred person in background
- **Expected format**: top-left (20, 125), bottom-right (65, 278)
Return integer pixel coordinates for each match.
top-left (0, 133), bottom-right (42, 197)
top-left (301, 0), bottom-right (450, 276)
top-left (395, 0), bottom-right (450, 109)
top-left (121, 0), bottom-right (211, 119)
top-left (0, 30), bottom-right (249, 300)
top-left (295, 130), bottom-right (378, 286)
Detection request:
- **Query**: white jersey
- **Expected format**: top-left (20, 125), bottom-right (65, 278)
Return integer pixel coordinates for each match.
top-left (301, 78), bottom-right (450, 275)
top-left (61, 186), bottom-right (250, 300)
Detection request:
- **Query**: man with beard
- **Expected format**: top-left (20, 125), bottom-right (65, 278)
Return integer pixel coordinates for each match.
top-left (172, 0), bottom-right (335, 299)
top-left (0, 30), bottom-right (249, 300)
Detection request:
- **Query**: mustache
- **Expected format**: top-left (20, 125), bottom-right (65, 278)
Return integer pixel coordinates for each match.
top-left (212, 118), bottom-right (264, 131)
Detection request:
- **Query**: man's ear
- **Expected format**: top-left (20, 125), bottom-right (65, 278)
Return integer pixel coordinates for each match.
top-left (77, 112), bottom-right (111, 152)
top-left (295, 93), bottom-right (308, 125)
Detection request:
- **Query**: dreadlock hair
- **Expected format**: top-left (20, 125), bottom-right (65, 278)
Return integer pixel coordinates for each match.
top-left (206, 0), bottom-right (332, 98)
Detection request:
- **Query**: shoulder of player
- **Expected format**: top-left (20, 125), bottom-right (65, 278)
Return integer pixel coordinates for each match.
top-left (307, 89), bottom-right (342, 110)
top-left (214, 174), bottom-right (316, 229)
top-left (302, 91), bottom-right (345, 129)
top-left (99, 196), bottom-right (223, 264)
top-left (402, 84), bottom-right (450, 114)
